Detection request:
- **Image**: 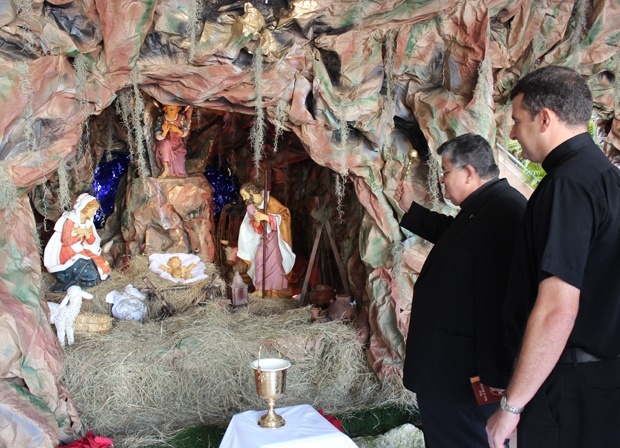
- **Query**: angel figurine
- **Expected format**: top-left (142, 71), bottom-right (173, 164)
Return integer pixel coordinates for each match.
top-left (154, 104), bottom-right (191, 178)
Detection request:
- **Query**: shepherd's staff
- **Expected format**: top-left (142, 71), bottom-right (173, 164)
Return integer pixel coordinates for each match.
top-left (261, 161), bottom-right (271, 298)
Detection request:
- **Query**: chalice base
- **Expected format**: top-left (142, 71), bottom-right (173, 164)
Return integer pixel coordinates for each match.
top-left (258, 409), bottom-right (286, 429)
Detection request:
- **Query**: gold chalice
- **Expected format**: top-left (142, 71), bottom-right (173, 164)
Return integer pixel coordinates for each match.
top-left (251, 354), bottom-right (291, 429)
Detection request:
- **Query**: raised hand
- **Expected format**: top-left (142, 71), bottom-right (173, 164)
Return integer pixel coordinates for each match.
top-left (394, 180), bottom-right (414, 212)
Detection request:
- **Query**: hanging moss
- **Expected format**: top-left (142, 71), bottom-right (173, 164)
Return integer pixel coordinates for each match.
top-left (501, 102), bottom-right (512, 154)
top-left (186, 0), bottom-right (203, 63)
top-left (471, 55), bottom-right (493, 136)
top-left (105, 120), bottom-right (114, 162)
top-left (16, 62), bottom-right (37, 153)
top-left (614, 53), bottom-right (620, 112)
top-left (130, 68), bottom-right (150, 182)
top-left (272, 99), bottom-right (287, 154)
top-left (334, 100), bottom-right (351, 221)
top-left (390, 240), bottom-right (406, 296)
top-left (55, 158), bottom-right (72, 212)
top-left (426, 156), bottom-right (442, 211)
top-left (73, 53), bottom-right (90, 110)
top-left (568, 0), bottom-right (588, 48)
top-left (351, 0), bottom-right (365, 68)
top-left (382, 30), bottom-right (397, 160)
top-left (0, 165), bottom-right (19, 213)
top-left (249, 46), bottom-right (265, 179)
top-left (15, 0), bottom-right (34, 31)
top-left (333, 172), bottom-right (347, 222)
top-left (116, 92), bottom-right (135, 156)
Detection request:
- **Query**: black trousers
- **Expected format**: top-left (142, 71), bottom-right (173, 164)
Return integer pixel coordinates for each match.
top-left (416, 389), bottom-right (502, 448)
top-left (519, 357), bottom-right (620, 448)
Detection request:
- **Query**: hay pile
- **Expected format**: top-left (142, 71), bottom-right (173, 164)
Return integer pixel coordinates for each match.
top-left (62, 297), bottom-right (413, 447)
top-left (46, 255), bottom-right (227, 318)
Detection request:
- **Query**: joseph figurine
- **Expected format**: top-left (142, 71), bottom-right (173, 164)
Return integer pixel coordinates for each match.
top-left (237, 182), bottom-right (295, 298)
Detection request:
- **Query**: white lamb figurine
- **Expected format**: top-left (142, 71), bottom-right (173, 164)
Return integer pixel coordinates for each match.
top-left (48, 285), bottom-right (93, 347)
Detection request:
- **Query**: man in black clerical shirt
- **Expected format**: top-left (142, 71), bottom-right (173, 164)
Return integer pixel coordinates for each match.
top-left (396, 134), bottom-right (526, 448)
top-left (487, 66), bottom-right (620, 448)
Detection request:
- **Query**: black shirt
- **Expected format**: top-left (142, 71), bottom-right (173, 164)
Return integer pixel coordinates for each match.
top-left (504, 132), bottom-right (620, 360)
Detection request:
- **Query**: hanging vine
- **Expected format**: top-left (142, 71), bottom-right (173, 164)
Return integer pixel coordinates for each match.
top-left (249, 45), bottom-right (265, 180)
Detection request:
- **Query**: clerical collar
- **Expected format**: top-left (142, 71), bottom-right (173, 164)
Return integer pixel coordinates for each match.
top-left (459, 177), bottom-right (501, 210)
top-left (542, 132), bottom-right (592, 173)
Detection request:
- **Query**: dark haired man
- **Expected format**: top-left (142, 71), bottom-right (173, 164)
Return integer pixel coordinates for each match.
top-left (486, 66), bottom-right (620, 448)
top-left (396, 133), bottom-right (526, 447)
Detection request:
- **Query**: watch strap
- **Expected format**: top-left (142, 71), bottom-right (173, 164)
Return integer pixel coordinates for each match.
top-left (500, 395), bottom-right (524, 414)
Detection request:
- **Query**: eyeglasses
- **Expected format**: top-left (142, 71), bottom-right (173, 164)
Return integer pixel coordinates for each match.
top-left (439, 168), bottom-right (454, 177)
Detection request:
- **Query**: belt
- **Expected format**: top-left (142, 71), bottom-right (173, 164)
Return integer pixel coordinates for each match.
top-left (558, 347), bottom-right (620, 364)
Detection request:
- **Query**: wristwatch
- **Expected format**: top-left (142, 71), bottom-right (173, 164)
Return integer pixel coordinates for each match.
top-left (500, 395), bottom-right (524, 414)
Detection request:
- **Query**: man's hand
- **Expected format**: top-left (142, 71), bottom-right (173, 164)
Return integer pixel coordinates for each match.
top-left (486, 409), bottom-right (519, 448)
top-left (394, 180), bottom-right (414, 212)
top-left (254, 211), bottom-right (268, 224)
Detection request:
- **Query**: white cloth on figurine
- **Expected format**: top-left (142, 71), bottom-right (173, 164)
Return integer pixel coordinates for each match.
top-left (43, 193), bottom-right (105, 277)
top-left (148, 253), bottom-right (208, 284)
top-left (105, 284), bottom-right (148, 321)
top-left (219, 404), bottom-right (357, 448)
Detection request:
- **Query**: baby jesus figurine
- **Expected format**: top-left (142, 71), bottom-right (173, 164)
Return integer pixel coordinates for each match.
top-left (159, 256), bottom-right (196, 280)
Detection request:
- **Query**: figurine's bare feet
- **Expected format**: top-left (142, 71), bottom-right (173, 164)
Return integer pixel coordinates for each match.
top-left (158, 165), bottom-right (170, 178)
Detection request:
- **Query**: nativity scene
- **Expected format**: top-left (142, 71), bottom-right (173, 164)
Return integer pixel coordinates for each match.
top-left (1, 0), bottom-right (619, 447)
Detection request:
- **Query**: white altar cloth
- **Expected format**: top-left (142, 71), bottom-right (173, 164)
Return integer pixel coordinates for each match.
top-left (219, 404), bottom-right (358, 448)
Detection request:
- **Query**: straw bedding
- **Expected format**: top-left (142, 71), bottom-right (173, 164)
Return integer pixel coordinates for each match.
top-left (57, 257), bottom-right (413, 447)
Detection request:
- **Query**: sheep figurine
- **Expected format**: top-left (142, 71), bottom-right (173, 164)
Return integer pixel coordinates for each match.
top-left (47, 285), bottom-right (93, 347)
top-left (105, 284), bottom-right (148, 321)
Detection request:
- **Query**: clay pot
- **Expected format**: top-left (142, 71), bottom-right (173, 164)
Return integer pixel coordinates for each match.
top-left (309, 285), bottom-right (336, 309)
top-left (326, 294), bottom-right (357, 321)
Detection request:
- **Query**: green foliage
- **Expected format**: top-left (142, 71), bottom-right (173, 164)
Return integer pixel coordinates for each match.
top-left (338, 405), bottom-right (421, 438)
top-left (507, 118), bottom-right (599, 188)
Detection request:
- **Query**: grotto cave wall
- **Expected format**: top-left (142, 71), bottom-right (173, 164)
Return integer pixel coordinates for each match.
top-left (1, 0), bottom-right (620, 386)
